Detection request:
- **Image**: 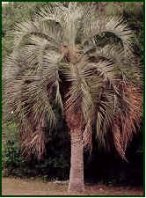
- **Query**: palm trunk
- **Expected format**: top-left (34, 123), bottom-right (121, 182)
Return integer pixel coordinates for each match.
top-left (68, 128), bottom-right (84, 193)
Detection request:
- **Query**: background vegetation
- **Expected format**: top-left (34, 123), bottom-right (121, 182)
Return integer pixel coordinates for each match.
top-left (2, 2), bottom-right (144, 185)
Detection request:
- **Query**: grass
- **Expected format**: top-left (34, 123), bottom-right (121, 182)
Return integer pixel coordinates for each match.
top-left (2, 177), bottom-right (144, 196)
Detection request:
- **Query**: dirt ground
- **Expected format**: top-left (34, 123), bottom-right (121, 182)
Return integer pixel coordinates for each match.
top-left (2, 177), bottom-right (144, 196)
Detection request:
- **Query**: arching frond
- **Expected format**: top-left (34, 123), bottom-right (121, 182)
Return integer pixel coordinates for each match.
top-left (35, 3), bottom-right (87, 46)
top-left (82, 16), bottom-right (134, 55)
top-left (82, 60), bottom-right (117, 86)
top-left (87, 45), bottom-right (124, 64)
top-left (83, 44), bottom-right (141, 85)
top-left (13, 19), bottom-right (62, 49)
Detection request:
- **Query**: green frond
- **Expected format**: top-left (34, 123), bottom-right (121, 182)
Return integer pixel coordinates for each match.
top-left (14, 21), bottom-right (40, 47)
top-left (55, 80), bottom-right (63, 110)
top-left (35, 3), bottom-right (87, 46)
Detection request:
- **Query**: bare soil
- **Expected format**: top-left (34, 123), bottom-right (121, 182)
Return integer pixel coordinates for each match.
top-left (2, 177), bottom-right (144, 196)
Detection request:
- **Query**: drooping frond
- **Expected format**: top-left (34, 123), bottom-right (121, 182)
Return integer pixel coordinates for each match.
top-left (94, 81), bottom-right (142, 160)
top-left (112, 83), bottom-right (142, 160)
top-left (4, 35), bottom-right (63, 159)
top-left (95, 88), bottom-right (115, 147)
top-left (20, 113), bottom-right (47, 160)
top-left (78, 43), bottom-right (141, 155)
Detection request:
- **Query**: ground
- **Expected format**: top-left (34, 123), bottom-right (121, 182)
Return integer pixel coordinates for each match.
top-left (2, 177), bottom-right (143, 196)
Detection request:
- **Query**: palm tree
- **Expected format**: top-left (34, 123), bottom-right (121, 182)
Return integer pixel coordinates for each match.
top-left (4, 3), bottom-right (142, 193)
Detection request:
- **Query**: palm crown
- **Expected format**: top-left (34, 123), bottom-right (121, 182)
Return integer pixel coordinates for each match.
top-left (4, 3), bottom-right (142, 160)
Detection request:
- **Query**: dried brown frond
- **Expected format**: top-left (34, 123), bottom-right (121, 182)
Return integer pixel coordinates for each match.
top-left (113, 83), bottom-right (142, 160)
top-left (83, 120), bottom-right (93, 151)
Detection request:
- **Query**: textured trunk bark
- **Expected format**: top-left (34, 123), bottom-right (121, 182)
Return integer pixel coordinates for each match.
top-left (68, 128), bottom-right (84, 193)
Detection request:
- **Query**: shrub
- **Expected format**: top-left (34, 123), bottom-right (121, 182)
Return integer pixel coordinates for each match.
top-left (2, 120), bottom-right (70, 180)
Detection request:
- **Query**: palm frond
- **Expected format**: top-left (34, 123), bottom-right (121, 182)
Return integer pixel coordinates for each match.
top-left (82, 60), bottom-right (117, 86)
top-left (4, 41), bottom-right (63, 159)
top-left (82, 16), bottom-right (134, 55)
top-left (95, 88), bottom-right (115, 147)
top-left (64, 59), bottom-right (95, 126)
top-left (83, 44), bottom-right (141, 85)
top-left (83, 120), bottom-right (93, 151)
top-left (112, 83), bottom-right (142, 159)
top-left (13, 19), bottom-right (62, 50)
top-left (36, 3), bottom-right (87, 46)
top-left (5, 78), bottom-right (57, 159)
top-left (21, 115), bottom-right (46, 160)
top-left (35, 3), bottom-right (67, 24)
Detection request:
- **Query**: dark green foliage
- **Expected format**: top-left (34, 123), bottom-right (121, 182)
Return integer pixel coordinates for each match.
top-left (3, 137), bottom-right (22, 168)
top-left (3, 119), bottom-right (70, 180)
top-left (2, 122), bottom-right (24, 175)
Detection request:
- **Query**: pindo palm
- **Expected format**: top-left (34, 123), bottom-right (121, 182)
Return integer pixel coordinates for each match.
top-left (4, 3), bottom-right (142, 193)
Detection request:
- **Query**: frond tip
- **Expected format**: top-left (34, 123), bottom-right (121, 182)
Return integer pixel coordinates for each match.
top-left (18, 111), bottom-right (47, 160)
top-left (21, 130), bottom-right (46, 160)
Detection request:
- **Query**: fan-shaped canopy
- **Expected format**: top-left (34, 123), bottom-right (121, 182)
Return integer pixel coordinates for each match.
top-left (4, 2), bottom-right (142, 160)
